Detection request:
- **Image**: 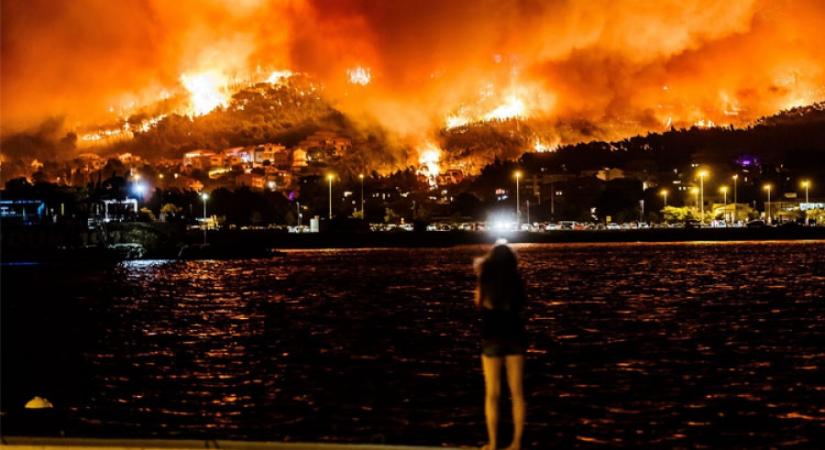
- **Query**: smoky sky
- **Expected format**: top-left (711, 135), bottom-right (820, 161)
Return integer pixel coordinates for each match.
top-left (2, 0), bottom-right (825, 142)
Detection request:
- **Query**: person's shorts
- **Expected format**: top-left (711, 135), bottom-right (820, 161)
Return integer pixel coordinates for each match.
top-left (481, 336), bottom-right (527, 357)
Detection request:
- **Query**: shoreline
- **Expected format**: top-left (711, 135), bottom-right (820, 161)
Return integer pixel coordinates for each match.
top-left (3, 225), bottom-right (825, 261)
top-left (196, 227), bottom-right (825, 250)
top-left (0, 437), bottom-right (460, 450)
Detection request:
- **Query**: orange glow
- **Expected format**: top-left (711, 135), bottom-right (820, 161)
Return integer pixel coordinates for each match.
top-left (180, 71), bottom-right (230, 116)
top-left (417, 143), bottom-right (442, 186)
top-left (2, 0), bottom-right (825, 156)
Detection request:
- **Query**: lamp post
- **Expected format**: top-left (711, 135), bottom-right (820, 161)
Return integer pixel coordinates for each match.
top-left (802, 180), bottom-right (811, 225)
top-left (691, 187), bottom-right (700, 219)
top-left (200, 192), bottom-right (209, 244)
top-left (719, 186), bottom-right (729, 224)
top-left (698, 170), bottom-right (708, 221)
top-left (359, 174), bottom-right (365, 217)
top-left (514, 170), bottom-right (522, 227)
top-left (327, 174), bottom-right (334, 220)
top-left (763, 184), bottom-right (772, 224)
top-left (660, 189), bottom-right (668, 208)
top-left (732, 174), bottom-right (738, 224)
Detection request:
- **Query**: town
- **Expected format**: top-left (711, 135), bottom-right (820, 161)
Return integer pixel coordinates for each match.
top-left (1, 125), bottom-right (822, 235)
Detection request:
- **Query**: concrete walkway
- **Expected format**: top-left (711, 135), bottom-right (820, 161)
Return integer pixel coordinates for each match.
top-left (0, 437), bottom-right (465, 450)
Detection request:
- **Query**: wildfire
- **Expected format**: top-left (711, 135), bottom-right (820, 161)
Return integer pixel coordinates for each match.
top-left (445, 114), bottom-right (470, 129)
top-left (266, 70), bottom-right (294, 84)
top-left (417, 143), bottom-right (442, 186)
top-left (180, 70), bottom-right (230, 116)
top-left (532, 137), bottom-right (559, 153)
top-left (483, 94), bottom-right (526, 121)
top-left (79, 114), bottom-right (166, 145)
top-left (347, 66), bottom-right (372, 85)
top-left (693, 119), bottom-right (717, 128)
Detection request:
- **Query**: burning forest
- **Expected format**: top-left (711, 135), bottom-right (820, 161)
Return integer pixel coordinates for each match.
top-left (2, 0), bottom-right (825, 179)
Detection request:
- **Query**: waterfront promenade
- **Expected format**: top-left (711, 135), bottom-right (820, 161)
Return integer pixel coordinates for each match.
top-left (1, 438), bottom-right (462, 450)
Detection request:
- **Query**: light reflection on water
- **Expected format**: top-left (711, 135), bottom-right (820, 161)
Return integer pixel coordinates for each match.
top-left (2, 241), bottom-right (825, 448)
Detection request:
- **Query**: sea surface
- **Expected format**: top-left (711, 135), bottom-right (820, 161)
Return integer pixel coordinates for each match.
top-left (2, 242), bottom-right (824, 448)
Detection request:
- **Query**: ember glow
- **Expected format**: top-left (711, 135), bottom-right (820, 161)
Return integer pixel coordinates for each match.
top-left (180, 71), bottom-right (230, 116)
top-left (2, 0), bottom-right (825, 152)
top-left (347, 66), bottom-right (372, 86)
top-left (418, 143), bottom-right (442, 186)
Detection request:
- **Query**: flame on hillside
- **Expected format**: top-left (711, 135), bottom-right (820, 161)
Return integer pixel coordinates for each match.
top-left (417, 143), bottom-right (442, 187)
top-left (180, 71), bottom-right (230, 116)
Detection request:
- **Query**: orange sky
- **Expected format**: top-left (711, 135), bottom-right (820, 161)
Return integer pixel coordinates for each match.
top-left (2, 0), bottom-right (824, 141)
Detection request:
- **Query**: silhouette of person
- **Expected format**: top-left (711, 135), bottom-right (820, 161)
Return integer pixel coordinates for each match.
top-left (475, 241), bottom-right (527, 450)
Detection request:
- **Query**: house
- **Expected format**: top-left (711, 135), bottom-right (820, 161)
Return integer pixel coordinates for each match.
top-left (291, 148), bottom-right (308, 170)
top-left (253, 143), bottom-right (287, 166)
top-left (236, 173), bottom-right (266, 190)
top-left (183, 150), bottom-right (216, 170)
top-left (223, 147), bottom-right (252, 166)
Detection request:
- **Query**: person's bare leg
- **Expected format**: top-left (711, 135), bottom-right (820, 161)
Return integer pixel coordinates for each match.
top-left (505, 355), bottom-right (525, 450)
top-left (481, 355), bottom-right (502, 450)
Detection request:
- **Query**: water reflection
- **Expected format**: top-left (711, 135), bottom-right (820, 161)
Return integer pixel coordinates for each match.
top-left (2, 242), bottom-right (824, 448)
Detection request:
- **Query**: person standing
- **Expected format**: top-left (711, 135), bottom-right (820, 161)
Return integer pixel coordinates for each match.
top-left (475, 242), bottom-right (527, 450)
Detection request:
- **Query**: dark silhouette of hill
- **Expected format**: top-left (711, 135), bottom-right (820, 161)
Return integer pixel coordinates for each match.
top-left (520, 102), bottom-right (825, 175)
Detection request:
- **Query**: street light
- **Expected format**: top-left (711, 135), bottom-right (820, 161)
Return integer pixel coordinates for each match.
top-left (691, 187), bottom-right (700, 217)
top-left (359, 174), bottom-right (365, 217)
top-left (697, 170), bottom-right (709, 221)
top-left (801, 180), bottom-right (810, 204)
top-left (660, 189), bottom-right (668, 208)
top-left (763, 184), bottom-right (772, 224)
top-left (719, 186), bottom-right (729, 224)
top-left (201, 192), bottom-right (209, 244)
top-left (732, 174), bottom-right (738, 224)
top-left (131, 182), bottom-right (147, 199)
top-left (327, 174), bottom-right (335, 219)
top-left (801, 180), bottom-right (811, 225)
top-left (514, 170), bottom-right (522, 226)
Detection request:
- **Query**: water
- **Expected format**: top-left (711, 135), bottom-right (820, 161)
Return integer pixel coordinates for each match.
top-left (2, 242), bottom-right (824, 448)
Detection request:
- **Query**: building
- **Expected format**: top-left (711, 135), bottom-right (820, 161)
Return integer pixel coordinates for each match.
top-left (298, 131), bottom-right (350, 164)
top-left (223, 147), bottom-right (252, 166)
top-left (183, 150), bottom-right (217, 170)
top-left (291, 148), bottom-right (308, 170)
top-left (236, 173), bottom-right (266, 190)
top-left (253, 143), bottom-right (288, 166)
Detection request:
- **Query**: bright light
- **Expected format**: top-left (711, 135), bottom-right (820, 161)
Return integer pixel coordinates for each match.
top-left (533, 138), bottom-right (558, 153)
top-left (763, 184), bottom-right (772, 191)
top-left (347, 66), bottom-right (371, 85)
top-left (801, 180), bottom-right (810, 188)
top-left (732, 174), bottom-right (739, 180)
top-left (514, 170), bottom-right (522, 179)
top-left (698, 170), bottom-right (709, 178)
top-left (483, 94), bottom-right (526, 121)
top-left (327, 174), bottom-right (335, 182)
top-left (358, 174), bottom-right (364, 180)
top-left (201, 192), bottom-right (209, 201)
top-left (719, 186), bottom-right (728, 193)
top-left (690, 187), bottom-right (699, 194)
top-left (267, 181), bottom-right (276, 190)
top-left (266, 70), bottom-right (293, 84)
top-left (660, 189), bottom-right (668, 196)
top-left (445, 114), bottom-right (470, 129)
top-left (132, 182), bottom-right (147, 196)
top-left (180, 71), bottom-right (229, 116)
top-left (417, 143), bottom-right (442, 186)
